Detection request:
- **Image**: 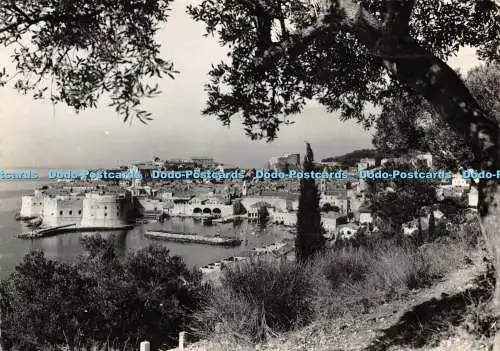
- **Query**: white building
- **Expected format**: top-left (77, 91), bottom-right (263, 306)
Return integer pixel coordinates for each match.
top-left (359, 210), bottom-right (373, 225)
top-left (138, 198), bottom-right (164, 213)
top-left (416, 153), bottom-right (433, 167)
top-left (357, 158), bottom-right (376, 170)
top-left (319, 194), bottom-right (349, 213)
top-left (271, 210), bottom-right (297, 226)
top-left (451, 172), bottom-right (468, 187)
top-left (469, 186), bottom-right (479, 208)
top-left (159, 192), bottom-right (174, 201)
top-left (319, 161), bottom-right (340, 168)
top-left (321, 216), bottom-right (338, 234)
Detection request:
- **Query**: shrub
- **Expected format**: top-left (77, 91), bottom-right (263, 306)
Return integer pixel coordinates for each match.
top-left (0, 236), bottom-right (204, 351)
top-left (194, 260), bottom-right (316, 343)
top-left (316, 247), bottom-right (372, 290)
top-left (367, 243), bottom-right (434, 294)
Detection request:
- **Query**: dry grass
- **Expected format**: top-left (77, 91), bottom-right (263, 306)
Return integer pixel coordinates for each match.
top-left (193, 237), bottom-right (473, 344)
top-left (191, 260), bottom-right (317, 344)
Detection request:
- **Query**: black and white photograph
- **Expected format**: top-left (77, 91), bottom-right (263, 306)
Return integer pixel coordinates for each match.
top-left (0, 0), bottom-right (499, 350)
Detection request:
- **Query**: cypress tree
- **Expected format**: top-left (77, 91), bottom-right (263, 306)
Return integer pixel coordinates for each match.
top-left (417, 216), bottom-right (424, 244)
top-left (428, 211), bottom-right (436, 242)
top-left (295, 143), bottom-right (325, 262)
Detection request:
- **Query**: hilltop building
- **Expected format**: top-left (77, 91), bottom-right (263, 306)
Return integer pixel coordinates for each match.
top-left (357, 158), bottom-right (376, 170)
top-left (267, 153), bottom-right (300, 172)
top-left (191, 157), bottom-right (216, 168)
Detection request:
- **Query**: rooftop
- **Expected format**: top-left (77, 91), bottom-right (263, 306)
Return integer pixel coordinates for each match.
top-left (260, 191), bottom-right (300, 201)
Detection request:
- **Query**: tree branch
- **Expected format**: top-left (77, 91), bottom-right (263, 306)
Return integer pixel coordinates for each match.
top-left (9, 4), bottom-right (34, 23)
top-left (0, 8), bottom-right (102, 35)
top-left (380, 0), bottom-right (416, 35)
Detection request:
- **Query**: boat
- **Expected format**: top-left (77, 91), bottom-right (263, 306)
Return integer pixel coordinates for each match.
top-left (27, 217), bottom-right (42, 228)
top-left (213, 217), bottom-right (233, 224)
top-left (202, 217), bottom-right (213, 225)
top-left (158, 212), bottom-right (170, 223)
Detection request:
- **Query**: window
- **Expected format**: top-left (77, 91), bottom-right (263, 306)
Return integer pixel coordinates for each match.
top-left (104, 206), bottom-right (107, 210)
top-left (117, 212), bottom-right (120, 216)
top-left (78, 210), bottom-right (82, 215)
top-left (104, 213), bottom-right (107, 217)
top-left (69, 210), bottom-right (72, 215)
top-left (59, 211), bottom-right (63, 215)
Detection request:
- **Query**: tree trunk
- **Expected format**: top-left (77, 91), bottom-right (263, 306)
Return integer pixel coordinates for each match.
top-left (483, 188), bottom-right (500, 351)
top-left (481, 187), bottom-right (500, 300)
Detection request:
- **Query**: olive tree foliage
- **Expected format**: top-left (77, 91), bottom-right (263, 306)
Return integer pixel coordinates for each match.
top-left (187, 1), bottom-right (499, 141)
top-left (372, 93), bottom-right (474, 171)
top-left (0, 0), bottom-right (178, 123)
top-left (467, 63), bottom-right (500, 122)
top-left (372, 64), bottom-right (500, 171)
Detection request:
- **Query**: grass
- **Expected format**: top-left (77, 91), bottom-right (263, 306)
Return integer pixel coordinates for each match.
top-left (192, 260), bottom-right (317, 344)
top-left (193, 235), bottom-right (475, 344)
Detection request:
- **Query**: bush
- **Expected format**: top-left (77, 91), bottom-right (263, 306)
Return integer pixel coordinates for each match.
top-left (368, 243), bottom-right (434, 294)
top-left (316, 247), bottom-right (372, 290)
top-left (194, 260), bottom-right (316, 343)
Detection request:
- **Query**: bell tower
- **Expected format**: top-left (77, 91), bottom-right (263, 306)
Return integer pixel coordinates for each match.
top-left (242, 180), bottom-right (248, 197)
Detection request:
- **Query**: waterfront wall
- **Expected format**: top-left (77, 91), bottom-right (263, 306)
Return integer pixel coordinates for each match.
top-left (240, 197), bottom-right (289, 212)
top-left (137, 198), bottom-right (165, 213)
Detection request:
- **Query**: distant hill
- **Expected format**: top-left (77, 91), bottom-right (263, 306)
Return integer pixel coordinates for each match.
top-left (321, 149), bottom-right (379, 167)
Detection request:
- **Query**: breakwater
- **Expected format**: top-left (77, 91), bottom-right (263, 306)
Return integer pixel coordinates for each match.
top-left (18, 224), bottom-right (134, 239)
top-left (145, 230), bottom-right (242, 247)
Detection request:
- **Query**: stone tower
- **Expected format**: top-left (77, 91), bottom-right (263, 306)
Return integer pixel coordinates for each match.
top-left (320, 178), bottom-right (326, 195)
top-left (242, 180), bottom-right (248, 197)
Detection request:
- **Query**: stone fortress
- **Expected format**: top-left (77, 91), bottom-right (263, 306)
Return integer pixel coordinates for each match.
top-left (20, 186), bottom-right (134, 228)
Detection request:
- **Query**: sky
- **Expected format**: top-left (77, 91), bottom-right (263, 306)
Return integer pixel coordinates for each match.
top-left (0, 1), bottom-right (483, 169)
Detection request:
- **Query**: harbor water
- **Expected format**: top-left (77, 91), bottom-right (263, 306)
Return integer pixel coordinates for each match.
top-left (0, 180), bottom-right (294, 279)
